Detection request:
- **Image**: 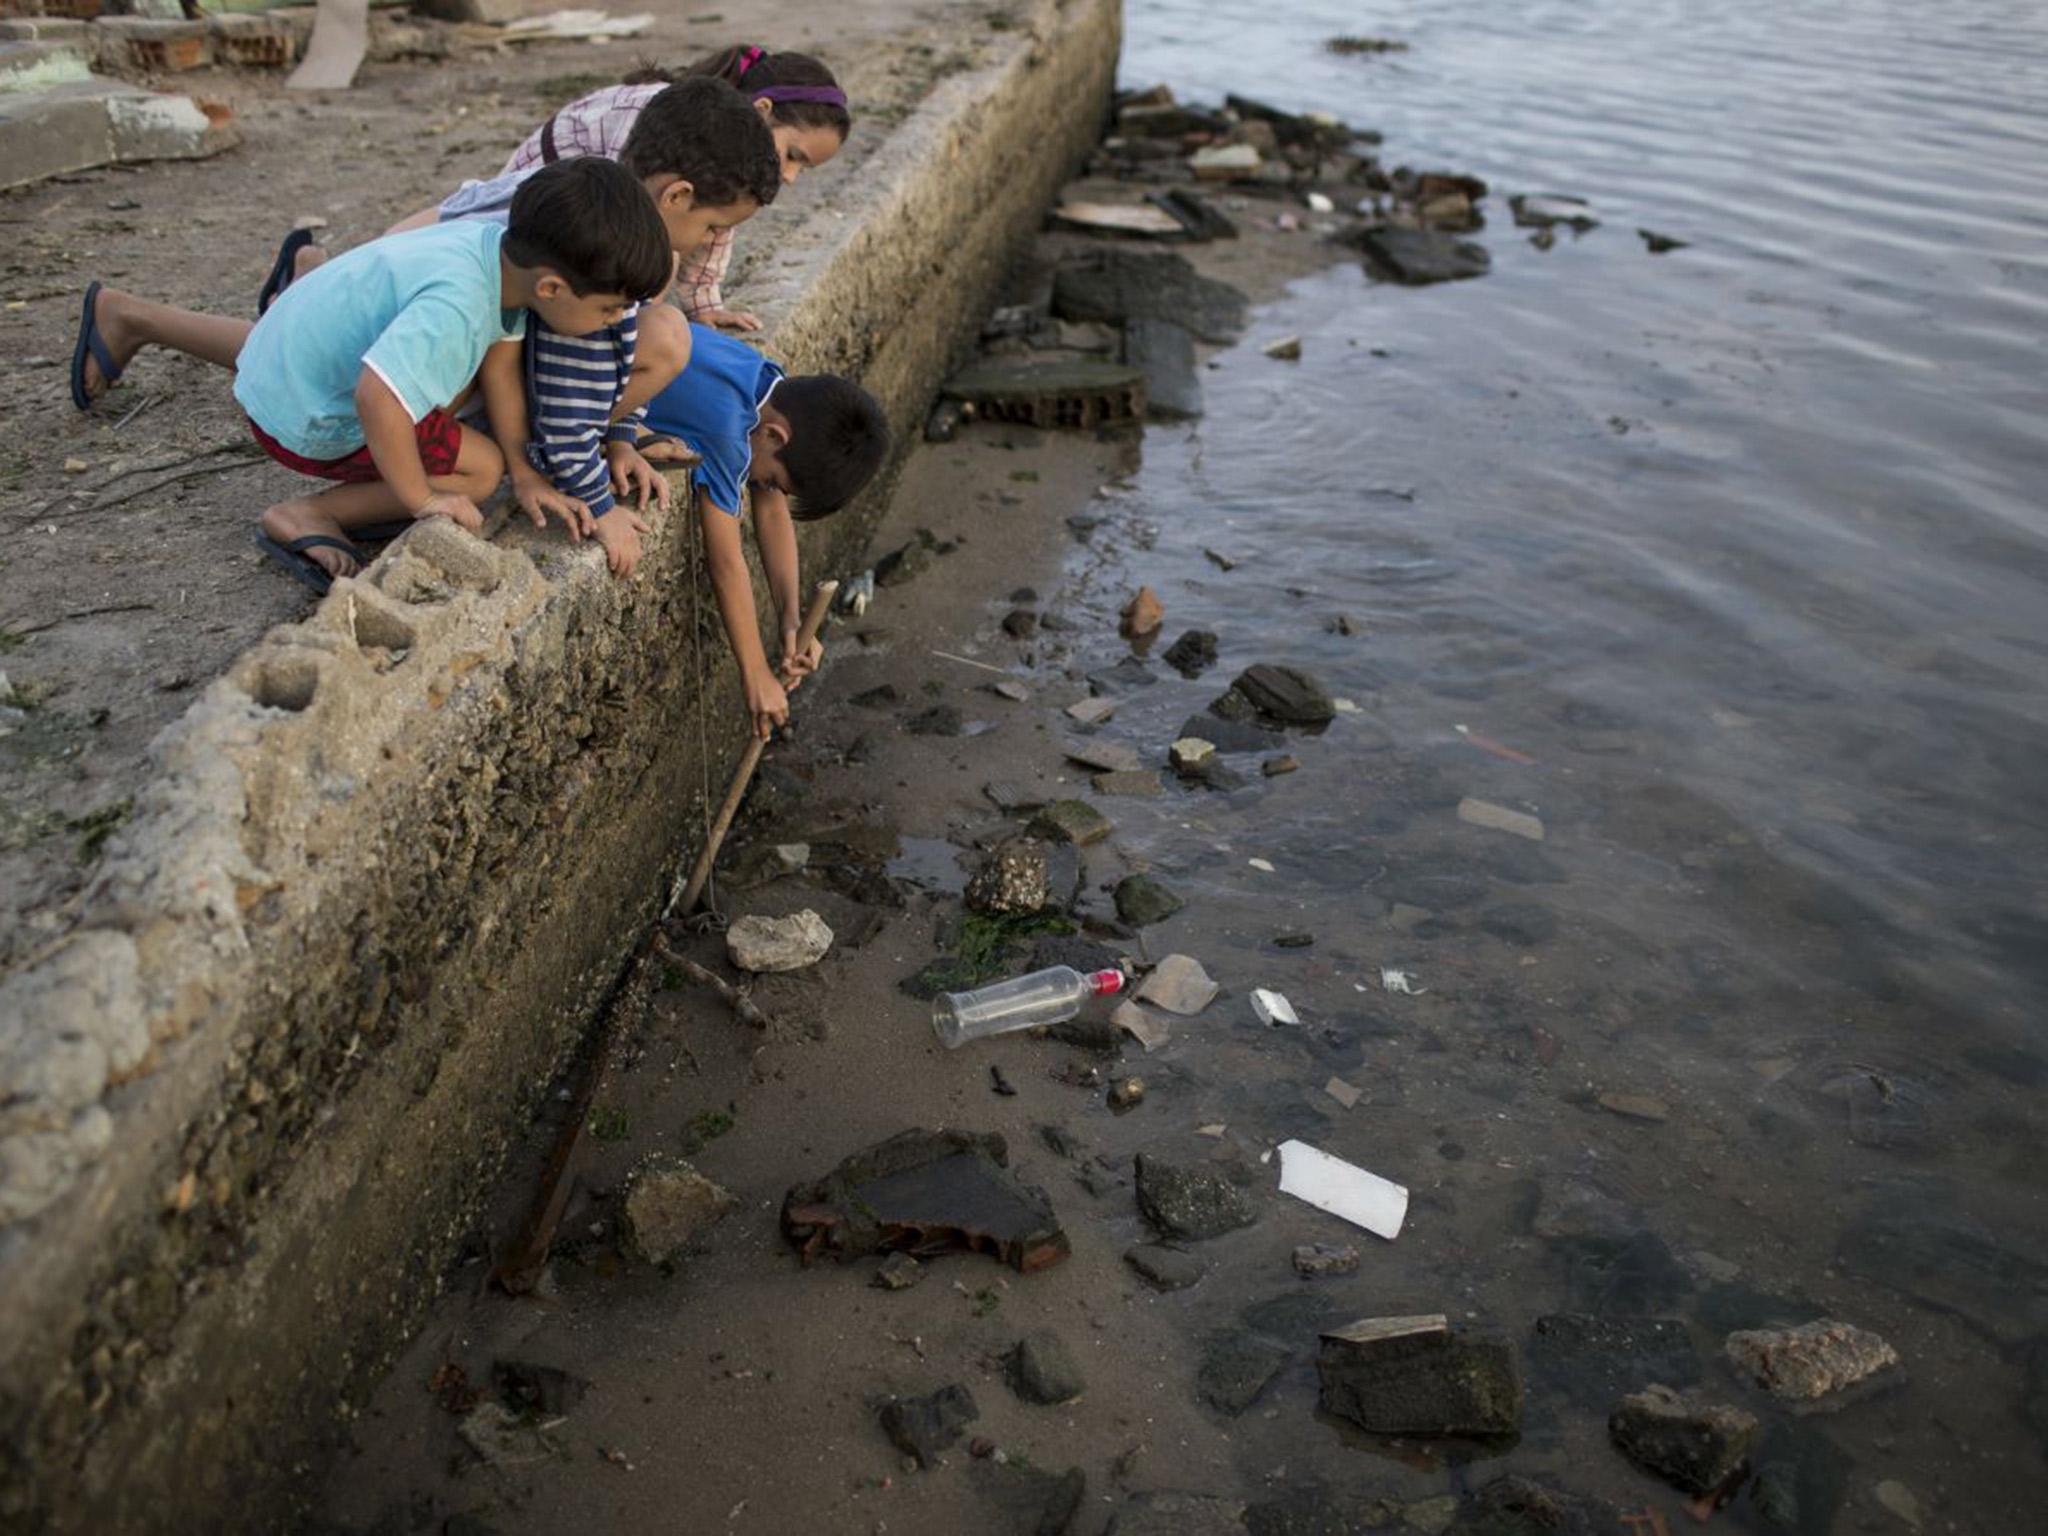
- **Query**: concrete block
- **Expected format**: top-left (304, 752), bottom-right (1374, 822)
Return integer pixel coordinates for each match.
top-left (0, 78), bottom-right (234, 190)
top-left (205, 13), bottom-right (295, 68)
top-left (94, 15), bottom-right (212, 73)
top-left (0, 36), bottom-right (92, 90)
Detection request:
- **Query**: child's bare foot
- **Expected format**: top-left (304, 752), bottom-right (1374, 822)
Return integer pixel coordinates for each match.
top-left (293, 244), bottom-right (328, 282)
top-left (76, 286), bottom-right (142, 404)
top-left (260, 499), bottom-right (361, 581)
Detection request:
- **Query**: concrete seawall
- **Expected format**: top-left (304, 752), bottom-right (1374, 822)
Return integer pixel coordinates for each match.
top-left (0, 0), bottom-right (1118, 1526)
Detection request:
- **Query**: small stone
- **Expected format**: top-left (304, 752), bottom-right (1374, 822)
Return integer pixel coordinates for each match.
top-left (1002, 608), bottom-right (1039, 638)
top-left (1262, 336), bottom-right (1303, 361)
top-left (1135, 954), bottom-right (1218, 1015)
top-left (880, 1384), bottom-right (979, 1468)
top-left (1458, 796), bottom-right (1545, 841)
top-left (621, 1157), bottom-right (737, 1265)
top-left (1598, 1092), bottom-right (1671, 1123)
top-left (1316, 1315), bottom-right (1523, 1436)
top-left (990, 680), bottom-right (1030, 702)
top-left (852, 683), bottom-right (900, 709)
top-left (1066, 695), bottom-right (1117, 725)
top-left (1274, 931), bottom-right (1313, 948)
top-left (1007, 1330), bottom-right (1087, 1404)
top-left (1609, 1384), bottom-right (1759, 1495)
top-left (1725, 1320), bottom-right (1901, 1404)
top-left (1136, 1154), bottom-right (1257, 1240)
top-left (62, 457), bottom-right (88, 474)
top-left (906, 704), bottom-right (964, 736)
top-left (984, 780), bottom-right (1047, 814)
top-left (1330, 614), bottom-right (1363, 636)
top-left (1115, 874), bottom-right (1184, 927)
top-left (1111, 1000), bottom-right (1171, 1052)
top-left (873, 1253), bottom-right (926, 1290)
top-left (1191, 143), bottom-right (1262, 180)
top-left (1874, 1479), bottom-right (1922, 1530)
top-left (1125, 1242), bottom-right (1208, 1290)
top-left (1162, 629), bottom-right (1218, 677)
top-left (1093, 769), bottom-right (1164, 798)
top-left (1251, 988), bottom-right (1298, 1026)
top-left (1065, 738), bottom-right (1143, 773)
top-left (966, 837), bottom-right (1051, 916)
top-left (1032, 799), bottom-right (1113, 847)
top-left (1109, 1077), bottom-right (1146, 1109)
top-left (726, 909), bottom-right (833, 972)
top-left (1170, 737), bottom-right (1216, 774)
top-left (874, 539), bottom-right (934, 587)
top-left (1198, 1331), bottom-right (1290, 1415)
top-left (1121, 586), bottom-right (1165, 638)
top-left (1404, 1495), bottom-right (1459, 1536)
top-left (1261, 754), bottom-right (1299, 777)
top-left (1324, 1076), bottom-right (1361, 1110)
top-left (1293, 1243), bottom-right (1360, 1278)
top-left (1227, 663), bottom-right (1335, 725)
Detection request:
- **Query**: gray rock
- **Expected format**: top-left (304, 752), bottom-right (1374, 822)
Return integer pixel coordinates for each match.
top-left (1115, 875), bottom-right (1185, 927)
top-left (1136, 1155), bottom-right (1257, 1240)
top-left (1125, 1243), bottom-right (1208, 1291)
top-left (971, 1460), bottom-right (1088, 1536)
top-left (1608, 1384), bottom-right (1758, 1495)
top-left (1198, 1331), bottom-right (1291, 1416)
top-left (1293, 1243), bottom-right (1360, 1278)
top-left (1053, 250), bottom-right (1248, 343)
top-left (967, 838), bottom-right (1052, 916)
top-left (1316, 1314), bottom-right (1523, 1436)
top-left (1117, 102), bottom-right (1229, 138)
top-left (873, 1253), bottom-right (926, 1291)
top-left (1724, 1319), bottom-right (1900, 1404)
top-left (906, 704), bottom-right (965, 736)
top-left (1008, 1329), bottom-right (1087, 1404)
top-left (726, 909), bottom-right (833, 972)
top-left (1124, 318), bottom-right (1203, 419)
top-left (1064, 738), bottom-right (1144, 774)
top-left (621, 1157), bottom-right (736, 1265)
top-left (1032, 799), bottom-right (1113, 847)
top-left (1003, 608), bottom-right (1039, 638)
top-left (875, 539), bottom-right (935, 587)
top-left (1162, 629), bottom-right (1219, 677)
top-left (985, 780), bottom-right (1048, 814)
top-left (1228, 664), bottom-right (1335, 725)
top-left (1356, 227), bottom-right (1492, 284)
top-left (880, 1383), bottom-right (979, 1467)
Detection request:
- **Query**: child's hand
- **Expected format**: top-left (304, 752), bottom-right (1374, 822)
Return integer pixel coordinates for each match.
top-left (744, 666), bottom-right (789, 740)
top-left (415, 492), bottom-right (483, 532)
top-left (604, 439), bottom-right (672, 514)
top-left (699, 306), bottom-right (762, 332)
top-left (779, 629), bottom-right (824, 691)
top-left (590, 509), bottom-right (651, 578)
top-left (512, 472), bottom-right (593, 540)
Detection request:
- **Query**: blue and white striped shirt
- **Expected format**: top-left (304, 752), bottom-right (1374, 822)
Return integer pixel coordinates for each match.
top-left (523, 309), bottom-right (645, 518)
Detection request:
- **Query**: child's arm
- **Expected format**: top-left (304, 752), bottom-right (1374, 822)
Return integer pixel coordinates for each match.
top-left (699, 492), bottom-right (788, 739)
top-left (750, 485), bottom-right (820, 688)
top-left (478, 339), bottom-right (595, 540)
top-left (354, 370), bottom-right (482, 529)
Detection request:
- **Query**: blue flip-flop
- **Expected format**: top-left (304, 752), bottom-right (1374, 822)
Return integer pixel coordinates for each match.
top-left (256, 228), bottom-right (315, 317)
top-left (253, 530), bottom-right (364, 596)
top-left (69, 281), bottom-right (122, 412)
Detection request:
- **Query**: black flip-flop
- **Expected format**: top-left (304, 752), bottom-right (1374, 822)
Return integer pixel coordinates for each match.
top-left (256, 228), bottom-right (316, 317)
top-left (254, 530), bottom-right (364, 596)
top-left (69, 281), bottom-right (122, 412)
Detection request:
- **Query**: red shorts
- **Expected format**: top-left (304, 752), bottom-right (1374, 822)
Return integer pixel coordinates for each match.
top-left (247, 409), bottom-right (464, 483)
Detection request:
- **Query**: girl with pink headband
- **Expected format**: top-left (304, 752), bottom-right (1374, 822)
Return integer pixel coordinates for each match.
top-left (503, 46), bottom-right (853, 331)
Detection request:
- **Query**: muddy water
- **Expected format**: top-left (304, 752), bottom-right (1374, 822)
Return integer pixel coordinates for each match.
top-left (1031, 0), bottom-right (2048, 1522)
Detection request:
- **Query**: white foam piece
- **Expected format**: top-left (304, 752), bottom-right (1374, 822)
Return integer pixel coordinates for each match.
top-left (1251, 988), bottom-right (1298, 1026)
top-left (1277, 1139), bottom-right (1408, 1241)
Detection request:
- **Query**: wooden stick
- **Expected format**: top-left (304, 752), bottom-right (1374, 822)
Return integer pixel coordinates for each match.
top-left (654, 940), bottom-right (775, 1030)
top-left (668, 579), bottom-right (837, 917)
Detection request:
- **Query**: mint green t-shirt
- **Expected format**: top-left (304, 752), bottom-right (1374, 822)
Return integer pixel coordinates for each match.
top-left (234, 221), bottom-right (526, 460)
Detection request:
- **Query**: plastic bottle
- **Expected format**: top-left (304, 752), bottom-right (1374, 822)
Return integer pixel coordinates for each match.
top-left (932, 965), bottom-right (1125, 1049)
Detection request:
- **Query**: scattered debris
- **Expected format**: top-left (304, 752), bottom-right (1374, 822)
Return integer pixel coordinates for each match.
top-left (1458, 796), bottom-right (1546, 841)
top-left (1115, 874), bottom-right (1185, 927)
top-left (726, 909), bottom-right (834, 972)
top-left (1125, 1242), bottom-right (1209, 1290)
top-left (1261, 755), bottom-right (1299, 777)
top-left (1250, 988), bottom-right (1298, 1026)
top-left (1510, 193), bottom-right (1598, 231)
top-left (1294, 1242), bottom-right (1361, 1278)
top-left (1135, 954), bottom-right (1219, 1015)
top-left (1598, 1091), bottom-right (1672, 1123)
top-left (1262, 336), bottom-right (1303, 361)
top-left (781, 1129), bottom-right (1070, 1272)
top-left (1121, 586), bottom-right (1166, 638)
top-left (1111, 1000), bottom-right (1172, 1052)
top-left (1316, 1314), bottom-right (1523, 1436)
top-left (874, 1253), bottom-right (926, 1291)
top-left (1380, 967), bottom-right (1426, 995)
top-left (1724, 1320), bottom-right (1901, 1405)
top-left (1609, 1385), bottom-right (1759, 1496)
top-left (1065, 695), bottom-right (1118, 725)
top-left (1277, 1140), bottom-right (1407, 1240)
top-left (1135, 1154), bottom-right (1258, 1239)
top-left (1108, 1076), bottom-right (1147, 1110)
top-left (1323, 1076), bottom-right (1362, 1110)
top-left (1638, 228), bottom-right (1690, 254)
top-left (880, 1384), bottom-right (979, 1468)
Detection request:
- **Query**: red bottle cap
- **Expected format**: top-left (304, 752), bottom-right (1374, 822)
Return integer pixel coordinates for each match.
top-left (1088, 969), bottom-right (1125, 996)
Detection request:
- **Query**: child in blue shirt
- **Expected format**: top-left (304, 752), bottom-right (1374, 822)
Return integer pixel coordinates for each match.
top-left (639, 324), bottom-right (890, 737)
top-left (71, 159), bottom-right (673, 593)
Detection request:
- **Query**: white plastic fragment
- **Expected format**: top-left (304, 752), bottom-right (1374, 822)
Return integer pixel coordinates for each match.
top-left (1248, 857), bottom-right (1276, 873)
top-left (1380, 968), bottom-right (1426, 995)
top-left (1332, 697), bottom-right (1361, 713)
top-left (1277, 1139), bottom-right (1408, 1241)
top-left (1112, 999), bottom-right (1172, 1052)
top-left (1306, 191), bottom-right (1335, 214)
top-left (1135, 954), bottom-right (1219, 1015)
top-left (1251, 988), bottom-right (1298, 1026)
top-left (1457, 796), bottom-right (1545, 841)
top-left (1324, 1076), bottom-right (1362, 1110)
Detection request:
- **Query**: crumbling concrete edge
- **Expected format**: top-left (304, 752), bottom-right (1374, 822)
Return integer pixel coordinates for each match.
top-left (0, 0), bottom-right (1118, 1528)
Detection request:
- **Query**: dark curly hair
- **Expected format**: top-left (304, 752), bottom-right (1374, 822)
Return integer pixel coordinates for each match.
top-left (618, 75), bottom-right (781, 211)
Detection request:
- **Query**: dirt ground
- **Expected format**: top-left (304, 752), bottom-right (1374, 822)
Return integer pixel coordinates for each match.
top-left (0, 0), bottom-right (993, 972)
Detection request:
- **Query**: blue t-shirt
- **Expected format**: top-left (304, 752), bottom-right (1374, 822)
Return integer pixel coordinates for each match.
top-left (234, 221), bottom-right (526, 459)
top-left (641, 325), bottom-right (785, 516)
